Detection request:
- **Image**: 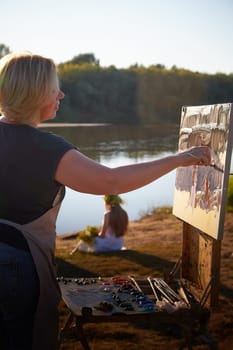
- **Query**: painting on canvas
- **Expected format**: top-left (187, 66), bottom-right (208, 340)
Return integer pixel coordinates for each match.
top-left (173, 103), bottom-right (233, 240)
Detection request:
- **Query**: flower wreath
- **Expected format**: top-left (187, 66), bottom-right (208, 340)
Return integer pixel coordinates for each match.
top-left (104, 194), bottom-right (124, 206)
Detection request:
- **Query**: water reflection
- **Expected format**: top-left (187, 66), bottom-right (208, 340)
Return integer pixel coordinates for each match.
top-left (41, 124), bottom-right (179, 160)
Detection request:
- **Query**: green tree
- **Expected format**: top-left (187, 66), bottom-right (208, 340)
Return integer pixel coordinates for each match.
top-left (65, 53), bottom-right (99, 66)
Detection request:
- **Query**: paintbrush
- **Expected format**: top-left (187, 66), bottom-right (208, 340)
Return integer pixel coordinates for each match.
top-left (210, 164), bottom-right (224, 173)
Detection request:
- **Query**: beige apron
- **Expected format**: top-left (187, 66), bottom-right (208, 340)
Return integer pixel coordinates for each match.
top-left (0, 198), bottom-right (62, 350)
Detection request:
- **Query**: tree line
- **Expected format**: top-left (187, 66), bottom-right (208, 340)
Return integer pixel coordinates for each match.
top-left (1, 45), bottom-right (233, 125)
top-left (57, 60), bottom-right (233, 125)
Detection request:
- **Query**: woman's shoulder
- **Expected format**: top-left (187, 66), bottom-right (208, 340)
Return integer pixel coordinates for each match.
top-left (35, 127), bottom-right (73, 144)
top-left (27, 127), bottom-right (77, 155)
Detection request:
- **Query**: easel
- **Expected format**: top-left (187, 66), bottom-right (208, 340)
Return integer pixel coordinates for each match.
top-left (173, 102), bottom-right (233, 307)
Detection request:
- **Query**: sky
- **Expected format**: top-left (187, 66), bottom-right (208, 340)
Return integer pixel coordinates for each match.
top-left (1, 0), bottom-right (233, 74)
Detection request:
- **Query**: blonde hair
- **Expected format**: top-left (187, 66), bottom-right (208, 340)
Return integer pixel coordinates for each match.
top-left (0, 52), bottom-right (57, 124)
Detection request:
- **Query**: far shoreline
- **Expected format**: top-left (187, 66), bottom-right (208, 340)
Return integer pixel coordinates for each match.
top-left (39, 122), bottom-right (109, 127)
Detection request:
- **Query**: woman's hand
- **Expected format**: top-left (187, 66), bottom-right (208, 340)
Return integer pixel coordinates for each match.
top-left (180, 146), bottom-right (211, 167)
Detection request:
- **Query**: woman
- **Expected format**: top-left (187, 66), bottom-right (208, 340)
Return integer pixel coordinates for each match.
top-left (0, 52), bottom-right (211, 350)
top-left (75, 194), bottom-right (128, 253)
top-left (96, 194), bottom-right (128, 252)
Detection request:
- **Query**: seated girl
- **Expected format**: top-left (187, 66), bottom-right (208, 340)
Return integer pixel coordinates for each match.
top-left (71, 195), bottom-right (128, 253)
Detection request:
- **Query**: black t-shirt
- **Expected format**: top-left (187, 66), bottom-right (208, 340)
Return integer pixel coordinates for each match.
top-left (0, 122), bottom-right (76, 224)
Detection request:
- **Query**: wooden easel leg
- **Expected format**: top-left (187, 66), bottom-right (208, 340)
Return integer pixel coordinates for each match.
top-left (58, 312), bottom-right (75, 349)
top-left (75, 321), bottom-right (91, 350)
top-left (181, 222), bottom-right (221, 307)
top-left (58, 313), bottom-right (91, 350)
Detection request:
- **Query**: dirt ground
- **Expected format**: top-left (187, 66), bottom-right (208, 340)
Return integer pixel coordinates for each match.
top-left (56, 211), bottom-right (233, 349)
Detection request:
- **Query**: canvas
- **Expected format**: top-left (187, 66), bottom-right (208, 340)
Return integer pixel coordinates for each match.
top-left (173, 103), bottom-right (233, 240)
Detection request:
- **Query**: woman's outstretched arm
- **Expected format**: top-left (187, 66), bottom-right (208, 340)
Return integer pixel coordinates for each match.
top-left (55, 146), bottom-right (211, 195)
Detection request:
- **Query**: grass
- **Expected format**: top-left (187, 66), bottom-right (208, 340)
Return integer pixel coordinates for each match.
top-left (227, 175), bottom-right (233, 212)
top-left (56, 248), bottom-right (181, 285)
top-left (138, 205), bottom-right (173, 220)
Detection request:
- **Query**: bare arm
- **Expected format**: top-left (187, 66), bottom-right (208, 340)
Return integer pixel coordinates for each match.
top-left (55, 146), bottom-right (211, 195)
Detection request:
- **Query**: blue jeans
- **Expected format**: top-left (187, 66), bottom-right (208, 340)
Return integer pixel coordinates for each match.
top-left (0, 243), bottom-right (39, 350)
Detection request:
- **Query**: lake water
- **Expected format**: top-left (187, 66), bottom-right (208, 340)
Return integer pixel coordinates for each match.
top-left (40, 124), bottom-right (233, 234)
top-left (56, 152), bottom-right (176, 234)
